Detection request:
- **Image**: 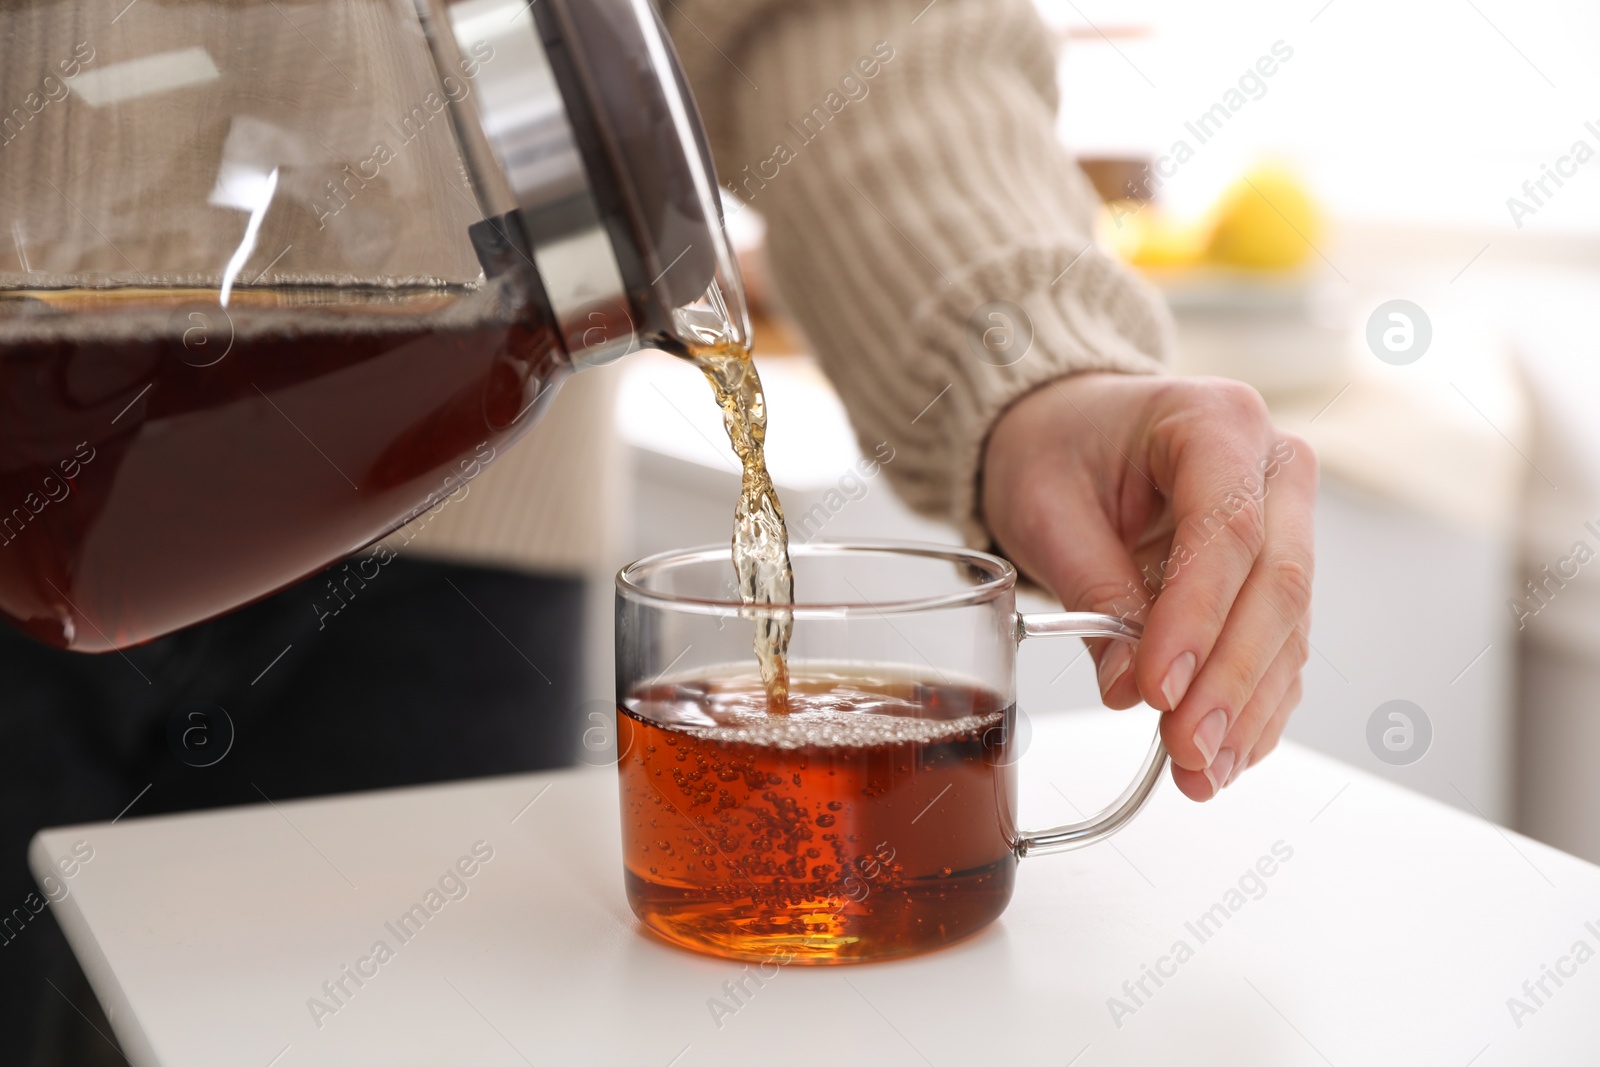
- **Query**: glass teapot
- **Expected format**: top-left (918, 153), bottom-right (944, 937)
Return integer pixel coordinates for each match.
top-left (0, 0), bottom-right (746, 651)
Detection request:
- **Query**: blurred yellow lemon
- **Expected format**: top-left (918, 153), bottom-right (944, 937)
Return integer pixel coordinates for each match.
top-left (1204, 163), bottom-right (1320, 271)
top-left (1097, 201), bottom-right (1209, 268)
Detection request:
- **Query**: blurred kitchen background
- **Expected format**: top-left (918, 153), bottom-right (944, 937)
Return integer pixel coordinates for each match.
top-left (554, 1), bottom-right (1600, 862)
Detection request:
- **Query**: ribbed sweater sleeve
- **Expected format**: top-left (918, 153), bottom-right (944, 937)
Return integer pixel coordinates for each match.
top-left (665, 0), bottom-right (1174, 544)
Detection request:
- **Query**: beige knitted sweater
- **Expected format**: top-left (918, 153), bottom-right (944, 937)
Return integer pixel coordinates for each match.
top-left (418, 0), bottom-right (1173, 567)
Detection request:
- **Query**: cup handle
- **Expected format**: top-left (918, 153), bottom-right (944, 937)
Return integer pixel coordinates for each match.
top-left (1011, 611), bottom-right (1169, 858)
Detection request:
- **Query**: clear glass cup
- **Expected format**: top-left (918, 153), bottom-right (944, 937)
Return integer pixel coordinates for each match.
top-left (615, 541), bottom-right (1169, 964)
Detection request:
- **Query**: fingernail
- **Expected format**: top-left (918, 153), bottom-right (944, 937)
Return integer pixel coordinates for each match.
top-left (1160, 651), bottom-right (1197, 709)
top-left (1205, 747), bottom-right (1236, 798)
top-left (1097, 643), bottom-right (1132, 695)
top-left (1226, 751), bottom-right (1249, 787)
top-left (1193, 708), bottom-right (1228, 765)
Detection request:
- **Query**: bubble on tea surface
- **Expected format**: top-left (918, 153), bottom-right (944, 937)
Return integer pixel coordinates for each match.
top-left (634, 680), bottom-right (1003, 749)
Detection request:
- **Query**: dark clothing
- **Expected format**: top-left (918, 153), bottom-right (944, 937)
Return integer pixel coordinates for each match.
top-left (0, 557), bottom-right (585, 1066)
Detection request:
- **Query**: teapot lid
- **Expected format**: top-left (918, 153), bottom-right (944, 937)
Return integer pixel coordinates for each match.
top-left (419, 0), bottom-right (748, 365)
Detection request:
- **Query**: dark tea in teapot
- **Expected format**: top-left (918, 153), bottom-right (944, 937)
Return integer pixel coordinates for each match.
top-left (0, 279), bottom-right (562, 651)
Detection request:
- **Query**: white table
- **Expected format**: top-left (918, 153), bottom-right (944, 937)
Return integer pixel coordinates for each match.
top-left (32, 710), bottom-right (1600, 1067)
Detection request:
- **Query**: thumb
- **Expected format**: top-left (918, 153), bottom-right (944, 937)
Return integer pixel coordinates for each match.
top-left (1003, 481), bottom-right (1157, 709)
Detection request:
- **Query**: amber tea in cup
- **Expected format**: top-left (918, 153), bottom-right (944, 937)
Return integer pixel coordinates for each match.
top-left (614, 542), bottom-right (1169, 964)
top-left (620, 669), bottom-right (1016, 962)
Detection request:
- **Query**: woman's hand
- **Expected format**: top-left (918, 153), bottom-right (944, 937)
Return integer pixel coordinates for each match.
top-left (981, 372), bottom-right (1318, 800)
